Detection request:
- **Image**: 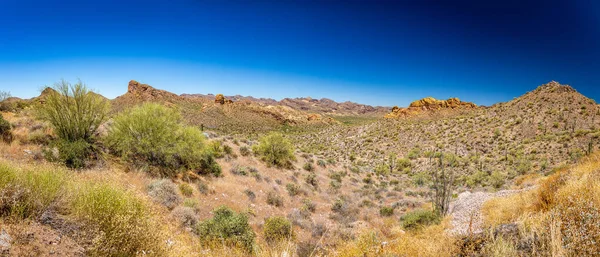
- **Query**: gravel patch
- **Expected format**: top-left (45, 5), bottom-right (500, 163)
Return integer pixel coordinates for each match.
top-left (448, 187), bottom-right (535, 236)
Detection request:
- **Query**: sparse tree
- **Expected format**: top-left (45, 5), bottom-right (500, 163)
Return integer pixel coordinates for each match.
top-left (0, 91), bottom-right (10, 102)
top-left (430, 151), bottom-right (456, 216)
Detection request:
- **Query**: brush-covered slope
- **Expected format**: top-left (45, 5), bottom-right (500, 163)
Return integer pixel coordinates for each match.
top-left (293, 81), bottom-right (600, 187)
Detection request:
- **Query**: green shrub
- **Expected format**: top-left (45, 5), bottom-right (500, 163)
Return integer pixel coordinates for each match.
top-left (286, 183), bottom-right (300, 196)
top-left (36, 81), bottom-right (109, 167)
top-left (488, 170), bottom-right (505, 189)
top-left (147, 179), bottom-right (182, 210)
top-left (72, 182), bottom-right (165, 256)
top-left (179, 183), bottom-right (194, 197)
top-left (208, 141), bottom-right (224, 158)
top-left (317, 159), bottom-right (326, 167)
top-left (263, 216), bottom-right (294, 244)
top-left (36, 80), bottom-right (109, 143)
top-left (223, 144), bottom-right (233, 155)
top-left (252, 132), bottom-right (296, 168)
top-left (301, 199), bottom-right (316, 213)
top-left (305, 172), bottom-right (318, 189)
top-left (51, 139), bottom-right (94, 169)
top-left (379, 206), bottom-right (394, 217)
top-left (194, 206), bottom-right (255, 253)
top-left (107, 103), bottom-right (220, 177)
top-left (0, 115), bottom-right (12, 143)
top-left (303, 162), bottom-right (314, 171)
top-left (400, 209), bottom-right (441, 230)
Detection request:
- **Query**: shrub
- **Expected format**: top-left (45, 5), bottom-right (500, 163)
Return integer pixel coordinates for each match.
top-left (305, 172), bottom-right (318, 189)
top-left (286, 183), bottom-right (301, 196)
top-left (49, 139), bottom-right (94, 169)
top-left (379, 206), bottom-right (394, 217)
top-left (194, 206), bottom-right (255, 252)
top-left (230, 165), bottom-right (248, 176)
top-left (244, 189), bottom-right (256, 201)
top-left (223, 144), bottom-right (233, 155)
top-left (36, 80), bottom-right (109, 143)
top-left (72, 182), bottom-right (165, 256)
top-left (317, 159), bottom-right (326, 167)
top-left (107, 103), bottom-right (220, 177)
top-left (147, 179), bottom-right (182, 210)
top-left (303, 162), bottom-right (314, 171)
top-left (239, 146), bottom-right (251, 156)
top-left (488, 170), bottom-right (505, 189)
top-left (263, 216), bottom-right (294, 244)
top-left (400, 209), bottom-right (441, 230)
top-left (0, 115), bottom-right (12, 143)
top-left (252, 132), bottom-right (296, 168)
top-left (208, 141), bottom-right (224, 158)
top-left (179, 183), bottom-right (194, 197)
top-left (267, 191), bottom-right (284, 207)
top-left (172, 206), bottom-right (199, 227)
top-left (301, 198), bottom-right (316, 213)
top-left (36, 81), bottom-right (109, 167)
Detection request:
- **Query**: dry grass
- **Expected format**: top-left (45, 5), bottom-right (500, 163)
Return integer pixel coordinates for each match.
top-left (481, 152), bottom-right (600, 256)
top-left (334, 219), bottom-right (458, 257)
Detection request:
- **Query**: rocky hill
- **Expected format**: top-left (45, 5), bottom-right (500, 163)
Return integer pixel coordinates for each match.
top-left (293, 81), bottom-right (600, 186)
top-left (111, 80), bottom-right (339, 134)
top-left (385, 97), bottom-right (477, 118)
top-left (183, 94), bottom-right (389, 116)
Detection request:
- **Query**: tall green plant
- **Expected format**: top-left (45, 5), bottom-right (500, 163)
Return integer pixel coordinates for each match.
top-left (106, 103), bottom-right (220, 177)
top-left (253, 132), bottom-right (296, 168)
top-left (37, 80), bottom-right (109, 143)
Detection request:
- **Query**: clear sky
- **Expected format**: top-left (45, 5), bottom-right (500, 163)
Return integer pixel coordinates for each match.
top-left (0, 0), bottom-right (598, 107)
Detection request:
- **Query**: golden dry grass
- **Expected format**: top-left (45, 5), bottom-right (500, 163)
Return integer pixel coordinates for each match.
top-left (482, 152), bottom-right (600, 256)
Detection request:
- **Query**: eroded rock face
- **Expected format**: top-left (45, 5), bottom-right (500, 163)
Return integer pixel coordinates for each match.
top-left (386, 97), bottom-right (477, 118)
top-left (215, 94), bottom-right (225, 104)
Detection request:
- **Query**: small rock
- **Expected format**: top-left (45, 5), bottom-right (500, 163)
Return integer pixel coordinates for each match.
top-left (0, 229), bottom-right (12, 253)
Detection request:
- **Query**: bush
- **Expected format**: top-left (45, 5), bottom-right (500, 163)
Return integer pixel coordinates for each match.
top-left (301, 198), bottom-right (316, 213)
top-left (36, 80), bottom-right (109, 143)
top-left (208, 141), bottom-right (224, 158)
top-left (36, 81), bottom-right (109, 167)
top-left (267, 191), bottom-right (284, 207)
top-left (263, 216), bottom-right (294, 244)
top-left (194, 206), bottom-right (255, 252)
top-left (286, 183), bottom-right (301, 196)
top-left (252, 132), bottom-right (296, 168)
top-left (72, 182), bottom-right (165, 256)
top-left (179, 183), bottom-right (194, 197)
top-left (305, 172), bottom-right (318, 189)
top-left (0, 115), bottom-right (12, 143)
top-left (147, 179), bottom-right (182, 210)
top-left (379, 206), bottom-right (394, 217)
top-left (303, 162), bottom-right (314, 171)
top-left (172, 206), bottom-right (199, 227)
top-left (107, 103), bottom-right (220, 177)
top-left (49, 139), bottom-right (95, 169)
top-left (400, 209), bottom-right (441, 230)
top-left (239, 146), bottom-right (251, 156)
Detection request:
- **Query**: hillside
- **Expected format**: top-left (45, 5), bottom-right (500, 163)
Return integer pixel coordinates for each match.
top-left (0, 80), bottom-right (598, 256)
top-left (182, 94), bottom-right (389, 116)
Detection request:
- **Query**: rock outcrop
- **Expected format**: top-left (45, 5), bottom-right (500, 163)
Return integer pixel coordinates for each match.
top-left (126, 80), bottom-right (180, 100)
top-left (385, 97), bottom-right (477, 118)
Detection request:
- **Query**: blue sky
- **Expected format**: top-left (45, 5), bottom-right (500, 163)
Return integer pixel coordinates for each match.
top-left (0, 0), bottom-right (599, 107)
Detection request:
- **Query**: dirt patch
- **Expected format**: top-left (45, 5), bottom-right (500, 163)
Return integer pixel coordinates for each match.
top-left (0, 220), bottom-right (84, 257)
